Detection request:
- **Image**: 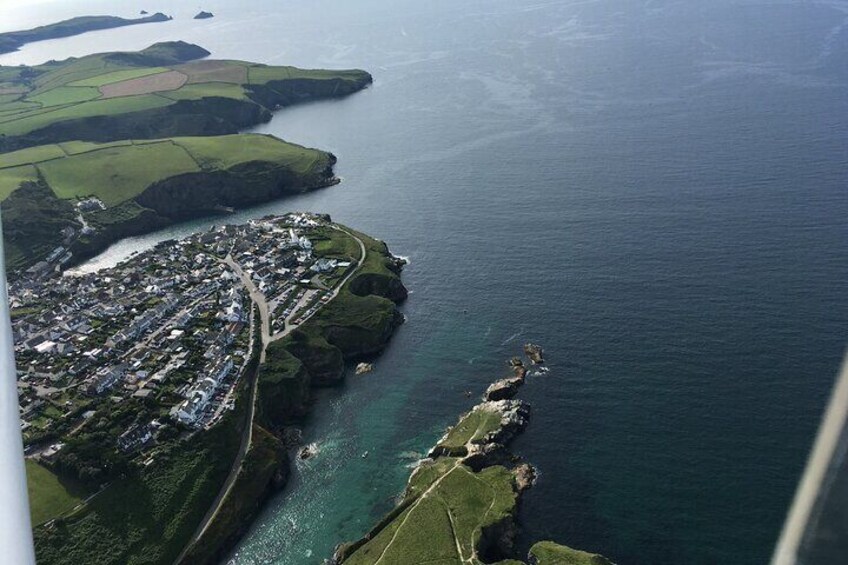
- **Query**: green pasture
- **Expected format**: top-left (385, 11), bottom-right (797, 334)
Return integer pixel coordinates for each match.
top-left (174, 134), bottom-right (321, 173)
top-left (344, 462), bottom-right (515, 564)
top-left (248, 64), bottom-right (368, 84)
top-left (0, 164), bottom-right (37, 199)
top-left (27, 86), bottom-right (101, 107)
top-left (438, 407), bottom-right (504, 450)
top-left (0, 94), bottom-right (174, 136)
top-left (158, 81), bottom-right (247, 101)
top-left (68, 66), bottom-right (168, 87)
top-left (529, 542), bottom-right (615, 565)
top-left (38, 141), bottom-right (199, 205)
top-left (0, 144), bottom-right (66, 168)
top-left (26, 460), bottom-right (87, 527)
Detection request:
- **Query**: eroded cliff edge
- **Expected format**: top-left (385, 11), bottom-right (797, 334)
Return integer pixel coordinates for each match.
top-left (333, 351), bottom-right (615, 565)
top-left (178, 227), bottom-right (407, 565)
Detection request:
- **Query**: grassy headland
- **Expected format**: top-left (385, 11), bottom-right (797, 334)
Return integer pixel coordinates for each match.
top-left (335, 355), bottom-right (615, 565)
top-left (0, 41), bottom-right (372, 151)
top-left (0, 41), bottom-right (371, 275)
top-left (0, 134), bottom-right (335, 274)
top-left (0, 13), bottom-right (172, 55)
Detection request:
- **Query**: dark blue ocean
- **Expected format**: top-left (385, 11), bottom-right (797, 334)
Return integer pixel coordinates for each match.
top-left (2, 0), bottom-right (847, 563)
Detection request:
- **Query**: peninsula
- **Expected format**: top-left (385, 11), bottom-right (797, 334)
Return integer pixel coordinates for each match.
top-left (0, 13), bottom-right (172, 55)
top-left (19, 213), bottom-right (406, 565)
top-left (0, 41), bottom-right (372, 276)
top-left (334, 351), bottom-right (614, 565)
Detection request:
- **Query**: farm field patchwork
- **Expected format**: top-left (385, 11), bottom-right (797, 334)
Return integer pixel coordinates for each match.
top-left (0, 41), bottom-right (371, 142)
top-left (0, 134), bottom-right (328, 206)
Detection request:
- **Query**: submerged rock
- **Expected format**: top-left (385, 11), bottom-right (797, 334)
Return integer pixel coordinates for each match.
top-left (355, 362), bottom-right (373, 375)
top-left (298, 442), bottom-right (318, 460)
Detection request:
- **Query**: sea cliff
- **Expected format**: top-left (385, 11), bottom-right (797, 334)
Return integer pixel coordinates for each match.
top-left (180, 226), bottom-right (407, 564)
top-left (334, 349), bottom-right (615, 565)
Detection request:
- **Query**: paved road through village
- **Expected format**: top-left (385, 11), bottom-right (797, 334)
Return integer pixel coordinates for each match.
top-left (177, 225), bottom-right (366, 561)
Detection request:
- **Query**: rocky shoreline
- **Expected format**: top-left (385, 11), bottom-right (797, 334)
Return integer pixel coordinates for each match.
top-left (333, 345), bottom-right (615, 565)
top-left (180, 231), bottom-right (408, 565)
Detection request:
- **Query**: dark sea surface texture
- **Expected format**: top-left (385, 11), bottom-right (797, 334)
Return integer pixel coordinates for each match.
top-left (2, 0), bottom-right (847, 563)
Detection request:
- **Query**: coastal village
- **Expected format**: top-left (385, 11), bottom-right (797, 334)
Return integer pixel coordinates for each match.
top-left (10, 213), bottom-right (356, 466)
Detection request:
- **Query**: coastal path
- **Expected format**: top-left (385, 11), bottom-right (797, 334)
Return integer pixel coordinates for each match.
top-left (178, 224), bottom-right (367, 561)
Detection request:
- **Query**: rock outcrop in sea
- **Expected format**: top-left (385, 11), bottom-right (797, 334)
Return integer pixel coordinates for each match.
top-left (524, 343), bottom-right (544, 364)
top-left (334, 346), bottom-right (614, 564)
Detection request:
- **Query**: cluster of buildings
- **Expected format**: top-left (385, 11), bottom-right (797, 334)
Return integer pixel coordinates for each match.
top-left (11, 213), bottom-right (355, 460)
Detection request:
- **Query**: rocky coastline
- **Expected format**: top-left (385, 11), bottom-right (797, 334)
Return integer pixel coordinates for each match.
top-left (0, 13), bottom-right (172, 55)
top-left (180, 229), bottom-right (409, 565)
top-left (333, 346), bottom-right (615, 565)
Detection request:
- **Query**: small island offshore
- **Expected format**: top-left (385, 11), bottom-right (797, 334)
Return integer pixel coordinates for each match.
top-left (333, 349), bottom-right (615, 565)
top-left (18, 213), bottom-right (406, 564)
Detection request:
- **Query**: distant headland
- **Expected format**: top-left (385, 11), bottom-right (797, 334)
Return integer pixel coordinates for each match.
top-left (0, 13), bottom-right (172, 55)
top-left (0, 41), bottom-right (373, 278)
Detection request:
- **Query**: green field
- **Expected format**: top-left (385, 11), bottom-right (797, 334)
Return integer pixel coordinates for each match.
top-left (158, 81), bottom-right (248, 101)
top-left (343, 461), bottom-right (516, 564)
top-left (0, 164), bottom-right (38, 199)
top-left (0, 134), bottom-right (328, 206)
top-left (0, 42), bottom-right (370, 141)
top-left (68, 67), bottom-right (168, 87)
top-left (174, 134), bottom-right (321, 173)
top-left (438, 407), bottom-right (504, 450)
top-left (0, 144), bottom-right (67, 167)
top-left (247, 64), bottom-right (370, 84)
top-left (58, 139), bottom-right (133, 155)
top-left (529, 542), bottom-right (615, 565)
top-left (39, 141), bottom-right (199, 205)
top-left (0, 94), bottom-right (174, 136)
top-left (26, 460), bottom-right (87, 527)
top-left (27, 86), bottom-right (101, 107)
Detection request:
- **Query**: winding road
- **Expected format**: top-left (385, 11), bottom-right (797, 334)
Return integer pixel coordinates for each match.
top-left (176, 224), bottom-right (367, 562)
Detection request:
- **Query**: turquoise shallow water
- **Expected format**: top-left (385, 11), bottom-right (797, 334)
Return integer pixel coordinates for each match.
top-left (3, 1), bottom-right (847, 563)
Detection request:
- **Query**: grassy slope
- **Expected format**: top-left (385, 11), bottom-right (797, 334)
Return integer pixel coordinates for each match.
top-left (0, 43), bottom-right (370, 141)
top-left (69, 67), bottom-right (168, 87)
top-left (343, 461), bottom-right (516, 565)
top-left (180, 424), bottom-right (286, 564)
top-left (0, 164), bottom-right (37, 199)
top-left (0, 134), bottom-right (328, 205)
top-left (159, 82), bottom-right (248, 101)
top-left (38, 141), bottom-right (200, 205)
top-left (529, 542), bottom-right (615, 565)
top-left (34, 410), bottom-right (242, 565)
top-left (174, 134), bottom-right (322, 174)
top-left (27, 86), bottom-right (101, 107)
top-left (0, 94), bottom-right (174, 136)
top-left (439, 407), bottom-right (504, 450)
top-left (26, 460), bottom-right (87, 526)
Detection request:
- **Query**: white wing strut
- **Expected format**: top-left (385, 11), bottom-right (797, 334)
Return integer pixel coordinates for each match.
top-left (0, 212), bottom-right (37, 564)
